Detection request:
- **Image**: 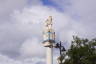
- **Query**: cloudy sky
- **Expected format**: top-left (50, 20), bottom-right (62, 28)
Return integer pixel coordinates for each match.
top-left (0, 0), bottom-right (96, 64)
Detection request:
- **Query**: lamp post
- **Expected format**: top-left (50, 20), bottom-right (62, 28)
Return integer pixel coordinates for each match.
top-left (55, 41), bottom-right (66, 64)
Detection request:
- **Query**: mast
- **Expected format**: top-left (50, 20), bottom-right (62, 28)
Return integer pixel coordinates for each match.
top-left (42, 16), bottom-right (55, 64)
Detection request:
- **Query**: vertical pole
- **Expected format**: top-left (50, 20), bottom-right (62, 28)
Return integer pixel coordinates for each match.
top-left (46, 47), bottom-right (53, 64)
top-left (60, 41), bottom-right (62, 55)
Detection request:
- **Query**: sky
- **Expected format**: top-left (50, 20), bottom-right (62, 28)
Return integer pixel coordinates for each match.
top-left (0, 0), bottom-right (96, 64)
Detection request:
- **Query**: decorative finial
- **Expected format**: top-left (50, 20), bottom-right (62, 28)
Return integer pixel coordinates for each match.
top-left (45, 16), bottom-right (52, 26)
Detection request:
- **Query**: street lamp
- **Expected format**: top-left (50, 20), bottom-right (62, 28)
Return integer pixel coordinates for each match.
top-left (54, 41), bottom-right (66, 64)
top-left (55, 41), bottom-right (66, 55)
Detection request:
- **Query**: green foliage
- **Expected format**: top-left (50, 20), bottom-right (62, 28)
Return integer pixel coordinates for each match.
top-left (63, 36), bottom-right (96, 64)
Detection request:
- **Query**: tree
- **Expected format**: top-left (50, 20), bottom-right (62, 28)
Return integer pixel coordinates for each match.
top-left (63, 36), bottom-right (96, 64)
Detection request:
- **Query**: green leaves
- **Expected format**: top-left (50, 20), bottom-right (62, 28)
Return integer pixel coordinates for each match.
top-left (63, 36), bottom-right (96, 64)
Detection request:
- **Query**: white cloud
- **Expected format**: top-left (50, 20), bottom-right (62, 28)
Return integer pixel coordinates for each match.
top-left (0, 0), bottom-right (28, 21)
top-left (20, 38), bottom-right (45, 57)
top-left (52, 0), bottom-right (96, 38)
top-left (0, 54), bottom-right (21, 64)
top-left (0, 54), bottom-right (45, 64)
top-left (68, 0), bottom-right (96, 38)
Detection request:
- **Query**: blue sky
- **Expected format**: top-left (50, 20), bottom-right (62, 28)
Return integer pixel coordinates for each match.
top-left (0, 0), bottom-right (96, 64)
top-left (41, 0), bottom-right (68, 12)
top-left (42, 0), bottom-right (57, 6)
